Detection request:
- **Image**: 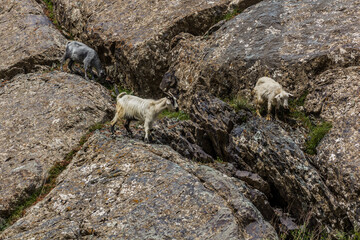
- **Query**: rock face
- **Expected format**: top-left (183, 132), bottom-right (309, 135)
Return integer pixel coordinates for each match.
top-left (0, 0), bottom-right (67, 79)
top-left (52, 0), bottom-right (262, 96)
top-left (0, 72), bottom-right (113, 221)
top-left (305, 66), bottom-right (360, 225)
top-left (1, 131), bottom-right (278, 239)
top-left (227, 117), bottom-right (353, 231)
top-left (1, 0), bottom-right (360, 237)
top-left (165, 91), bottom-right (354, 231)
top-left (164, 0), bottom-right (360, 99)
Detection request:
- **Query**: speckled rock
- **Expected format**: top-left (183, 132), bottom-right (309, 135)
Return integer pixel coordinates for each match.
top-left (1, 131), bottom-right (278, 239)
top-left (153, 118), bottom-right (214, 163)
top-left (0, 72), bottom-right (113, 221)
top-left (227, 117), bottom-right (353, 231)
top-left (305, 66), bottom-right (360, 227)
top-left (0, 0), bottom-right (67, 79)
top-left (164, 0), bottom-right (360, 99)
top-left (51, 0), bottom-right (262, 97)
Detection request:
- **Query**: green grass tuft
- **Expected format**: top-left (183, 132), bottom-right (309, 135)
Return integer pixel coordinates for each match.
top-left (223, 7), bottom-right (242, 21)
top-left (215, 156), bottom-right (224, 163)
top-left (225, 95), bottom-right (255, 113)
top-left (289, 92), bottom-right (332, 155)
top-left (305, 122), bottom-right (332, 155)
top-left (43, 0), bottom-right (57, 25)
top-left (159, 110), bottom-right (190, 121)
top-left (280, 225), bottom-right (360, 240)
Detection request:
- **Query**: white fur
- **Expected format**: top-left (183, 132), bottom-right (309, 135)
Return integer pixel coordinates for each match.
top-left (110, 93), bottom-right (179, 142)
top-left (253, 77), bottom-right (292, 120)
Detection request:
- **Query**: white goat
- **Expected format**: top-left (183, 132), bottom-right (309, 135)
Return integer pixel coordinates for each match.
top-left (110, 92), bottom-right (179, 142)
top-left (253, 77), bottom-right (293, 120)
top-left (60, 41), bottom-right (106, 81)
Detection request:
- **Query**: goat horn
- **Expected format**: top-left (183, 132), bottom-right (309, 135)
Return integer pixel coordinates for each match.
top-left (165, 91), bottom-right (175, 98)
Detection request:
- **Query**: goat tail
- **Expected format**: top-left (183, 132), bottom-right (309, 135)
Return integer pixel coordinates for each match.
top-left (116, 92), bottom-right (127, 101)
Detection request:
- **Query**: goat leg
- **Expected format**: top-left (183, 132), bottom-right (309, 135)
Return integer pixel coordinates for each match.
top-left (124, 119), bottom-right (133, 137)
top-left (111, 124), bottom-right (116, 135)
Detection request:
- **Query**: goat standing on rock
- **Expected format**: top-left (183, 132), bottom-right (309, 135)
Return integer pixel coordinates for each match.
top-left (110, 91), bottom-right (179, 143)
top-left (60, 41), bottom-right (106, 81)
top-left (253, 77), bottom-right (293, 120)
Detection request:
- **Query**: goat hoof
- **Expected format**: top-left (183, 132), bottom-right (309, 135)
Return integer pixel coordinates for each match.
top-left (266, 115), bottom-right (271, 121)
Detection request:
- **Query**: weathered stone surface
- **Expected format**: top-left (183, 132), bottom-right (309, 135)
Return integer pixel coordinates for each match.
top-left (0, 72), bottom-right (113, 220)
top-left (1, 131), bottom-right (278, 239)
top-left (227, 117), bottom-right (353, 231)
top-left (52, 0), bottom-right (262, 97)
top-left (305, 66), bottom-right (360, 226)
top-left (153, 118), bottom-right (214, 163)
top-left (164, 0), bottom-right (360, 99)
top-left (0, 0), bottom-right (67, 79)
top-left (187, 91), bottom-right (250, 160)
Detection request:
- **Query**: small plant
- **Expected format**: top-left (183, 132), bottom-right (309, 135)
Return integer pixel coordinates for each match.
top-left (215, 156), bottom-right (224, 163)
top-left (42, 0), bottom-right (57, 25)
top-left (223, 7), bottom-right (242, 21)
top-left (288, 92), bottom-right (332, 155)
top-left (226, 95), bottom-right (255, 113)
top-left (305, 122), bottom-right (332, 155)
top-left (159, 110), bottom-right (190, 121)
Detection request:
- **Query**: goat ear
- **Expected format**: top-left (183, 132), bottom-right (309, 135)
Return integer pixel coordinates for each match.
top-left (166, 99), bottom-right (171, 105)
top-left (288, 93), bottom-right (294, 97)
top-left (275, 93), bottom-right (281, 100)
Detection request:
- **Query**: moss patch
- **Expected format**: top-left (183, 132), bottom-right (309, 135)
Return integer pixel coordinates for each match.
top-left (225, 95), bottom-right (255, 113)
top-left (159, 110), bottom-right (190, 121)
top-left (280, 225), bottom-right (360, 240)
top-left (304, 122), bottom-right (332, 155)
top-left (223, 7), bottom-right (242, 21)
top-left (0, 122), bottom-right (105, 232)
top-left (43, 0), bottom-right (57, 25)
top-left (289, 92), bottom-right (332, 155)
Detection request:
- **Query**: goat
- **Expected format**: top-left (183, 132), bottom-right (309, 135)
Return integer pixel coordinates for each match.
top-left (60, 41), bottom-right (106, 81)
top-left (253, 77), bottom-right (293, 120)
top-left (110, 91), bottom-right (179, 142)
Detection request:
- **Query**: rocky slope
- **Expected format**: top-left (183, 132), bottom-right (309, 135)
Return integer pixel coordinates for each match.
top-left (0, 72), bottom-right (114, 225)
top-left (1, 131), bottom-right (277, 239)
top-left (1, 0), bottom-right (360, 238)
top-left (0, 0), bottom-right (67, 79)
top-left (51, 0), bottom-right (262, 96)
top-left (163, 0), bottom-right (360, 102)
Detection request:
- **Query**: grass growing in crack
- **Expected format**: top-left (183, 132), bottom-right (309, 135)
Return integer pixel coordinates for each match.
top-left (0, 122), bottom-right (105, 232)
top-left (226, 95), bottom-right (255, 113)
top-left (288, 91), bottom-right (332, 155)
top-left (223, 7), bottom-right (242, 21)
top-left (159, 110), bottom-right (190, 121)
top-left (42, 0), bottom-right (57, 25)
top-left (280, 226), bottom-right (360, 240)
top-left (304, 122), bottom-right (332, 155)
top-left (215, 156), bottom-right (224, 164)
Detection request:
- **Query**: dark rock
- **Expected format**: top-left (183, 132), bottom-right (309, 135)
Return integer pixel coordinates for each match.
top-left (235, 171), bottom-right (271, 196)
top-left (0, 71), bottom-right (114, 220)
top-left (1, 131), bottom-right (278, 239)
top-left (187, 91), bottom-right (250, 160)
top-left (305, 66), bottom-right (360, 225)
top-left (0, 0), bottom-right (67, 79)
top-left (227, 117), bottom-right (353, 231)
top-left (153, 118), bottom-right (214, 163)
top-left (51, 0), bottom-right (262, 97)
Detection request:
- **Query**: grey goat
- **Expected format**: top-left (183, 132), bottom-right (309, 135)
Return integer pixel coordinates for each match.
top-left (60, 41), bottom-right (106, 81)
